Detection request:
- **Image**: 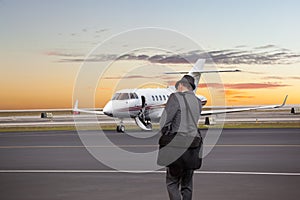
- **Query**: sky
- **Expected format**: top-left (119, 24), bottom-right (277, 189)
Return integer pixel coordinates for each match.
top-left (1, 0), bottom-right (300, 109)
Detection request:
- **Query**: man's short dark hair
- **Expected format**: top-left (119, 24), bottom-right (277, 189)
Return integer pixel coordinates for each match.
top-left (180, 81), bottom-right (193, 91)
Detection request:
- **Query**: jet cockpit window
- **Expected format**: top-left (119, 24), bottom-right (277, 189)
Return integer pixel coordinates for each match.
top-left (112, 93), bottom-right (130, 100)
top-left (112, 93), bottom-right (138, 100)
top-left (112, 93), bottom-right (120, 100)
top-left (118, 93), bottom-right (130, 100)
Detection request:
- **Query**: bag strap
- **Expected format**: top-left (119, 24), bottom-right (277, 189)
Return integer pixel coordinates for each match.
top-left (161, 93), bottom-right (199, 135)
top-left (181, 93), bottom-right (199, 129)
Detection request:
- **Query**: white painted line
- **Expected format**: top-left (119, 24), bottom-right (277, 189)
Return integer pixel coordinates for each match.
top-left (0, 144), bottom-right (300, 149)
top-left (0, 120), bottom-right (136, 127)
top-left (0, 170), bottom-right (299, 176)
top-left (197, 171), bottom-right (300, 176)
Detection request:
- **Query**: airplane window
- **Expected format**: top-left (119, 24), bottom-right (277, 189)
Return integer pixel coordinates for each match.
top-left (130, 93), bottom-right (138, 99)
top-left (155, 95), bottom-right (158, 101)
top-left (112, 93), bottom-right (120, 100)
top-left (152, 96), bottom-right (155, 101)
top-left (118, 93), bottom-right (130, 100)
top-left (159, 95), bottom-right (162, 101)
top-left (133, 93), bottom-right (139, 99)
top-left (163, 95), bottom-right (166, 101)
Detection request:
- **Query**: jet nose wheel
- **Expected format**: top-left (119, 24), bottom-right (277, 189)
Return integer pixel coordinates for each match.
top-left (117, 125), bottom-right (125, 133)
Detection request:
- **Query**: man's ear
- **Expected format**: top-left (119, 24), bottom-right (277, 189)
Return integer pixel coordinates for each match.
top-left (178, 83), bottom-right (184, 91)
top-left (177, 83), bottom-right (181, 91)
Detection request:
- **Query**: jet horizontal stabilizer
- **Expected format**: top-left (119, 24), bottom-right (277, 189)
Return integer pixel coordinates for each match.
top-left (165, 69), bottom-right (240, 74)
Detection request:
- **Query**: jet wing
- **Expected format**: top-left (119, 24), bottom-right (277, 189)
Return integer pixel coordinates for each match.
top-left (0, 108), bottom-right (73, 113)
top-left (201, 95), bottom-right (288, 116)
top-left (73, 108), bottom-right (104, 115)
top-left (73, 100), bottom-right (104, 115)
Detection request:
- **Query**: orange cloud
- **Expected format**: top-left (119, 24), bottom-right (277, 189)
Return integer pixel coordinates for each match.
top-left (224, 90), bottom-right (243, 96)
top-left (198, 82), bottom-right (290, 90)
top-left (224, 82), bottom-right (290, 89)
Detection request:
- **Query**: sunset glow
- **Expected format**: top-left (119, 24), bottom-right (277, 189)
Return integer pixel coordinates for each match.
top-left (1, 1), bottom-right (299, 109)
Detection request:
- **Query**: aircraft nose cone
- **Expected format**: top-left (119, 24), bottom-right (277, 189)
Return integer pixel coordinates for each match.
top-left (103, 101), bottom-right (113, 117)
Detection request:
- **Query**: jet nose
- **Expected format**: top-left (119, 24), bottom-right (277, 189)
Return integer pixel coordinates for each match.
top-left (103, 101), bottom-right (113, 117)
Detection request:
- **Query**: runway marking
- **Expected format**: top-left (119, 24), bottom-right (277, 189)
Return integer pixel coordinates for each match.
top-left (1, 144), bottom-right (300, 149)
top-left (0, 145), bottom-right (156, 149)
top-left (0, 133), bottom-right (125, 137)
top-left (0, 170), bottom-right (299, 176)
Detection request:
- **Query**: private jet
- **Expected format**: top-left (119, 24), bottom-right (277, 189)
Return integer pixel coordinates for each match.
top-left (73, 59), bottom-right (288, 132)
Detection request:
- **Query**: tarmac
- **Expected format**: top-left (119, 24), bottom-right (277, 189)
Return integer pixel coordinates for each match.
top-left (0, 128), bottom-right (300, 200)
top-left (0, 109), bottom-right (299, 127)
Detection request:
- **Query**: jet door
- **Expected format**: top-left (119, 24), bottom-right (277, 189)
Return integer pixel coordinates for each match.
top-left (134, 95), bottom-right (152, 131)
top-left (141, 96), bottom-right (146, 109)
top-left (140, 96), bottom-right (150, 120)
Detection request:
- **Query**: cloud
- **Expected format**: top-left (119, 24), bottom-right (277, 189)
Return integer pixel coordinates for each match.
top-left (198, 82), bottom-right (289, 89)
top-left (206, 48), bottom-right (300, 65)
top-left (224, 82), bottom-right (290, 89)
top-left (235, 45), bottom-right (247, 48)
top-left (263, 76), bottom-right (284, 80)
top-left (103, 75), bottom-right (152, 80)
top-left (289, 76), bottom-right (300, 80)
top-left (242, 71), bottom-right (265, 75)
top-left (55, 53), bottom-right (118, 62)
top-left (95, 29), bottom-right (109, 33)
top-left (198, 83), bottom-right (224, 89)
top-left (223, 89), bottom-right (255, 101)
top-left (226, 95), bottom-right (255, 102)
top-left (254, 45), bottom-right (277, 50)
top-left (46, 45), bottom-right (300, 65)
top-left (231, 95), bottom-right (254, 99)
top-left (45, 51), bottom-right (84, 57)
top-left (103, 74), bottom-right (174, 80)
top-left (224, 90), bottom-right (244, 96)
top-left (103, 75), bottom-right (161, 79)
top-left (263, 76), bottom-right (300, 80)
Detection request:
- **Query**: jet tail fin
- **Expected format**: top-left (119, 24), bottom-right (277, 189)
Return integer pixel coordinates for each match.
top-left (165, 59), bottom-right (240, 92)
top-left (188, 59), bottom-right (205, 91)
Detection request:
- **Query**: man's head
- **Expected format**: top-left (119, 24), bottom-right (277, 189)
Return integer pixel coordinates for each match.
top-left (175, 75), bottom-right (196, 92)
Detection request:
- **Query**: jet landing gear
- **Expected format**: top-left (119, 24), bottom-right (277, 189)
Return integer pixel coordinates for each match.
top-left (116, 124), bottom-right (125, 133)
top-left (116, 120), bottom-right (126, 133)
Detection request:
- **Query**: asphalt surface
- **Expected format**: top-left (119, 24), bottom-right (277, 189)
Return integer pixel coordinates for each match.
top-left (0, 128), bottom-right (300, 200)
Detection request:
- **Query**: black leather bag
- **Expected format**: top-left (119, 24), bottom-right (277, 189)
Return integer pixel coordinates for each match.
top-left (157, 94), bottom-right (203, 169)
top-left (157, 130), bottom-right (203, 169)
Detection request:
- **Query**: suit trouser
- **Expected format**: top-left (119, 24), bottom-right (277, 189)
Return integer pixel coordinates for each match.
top-left (166, 167), bottom-right (194, 200)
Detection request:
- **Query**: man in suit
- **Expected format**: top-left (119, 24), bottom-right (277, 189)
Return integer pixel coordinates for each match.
top-left (159, 75), bottom-right (202, 200)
